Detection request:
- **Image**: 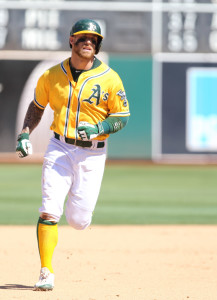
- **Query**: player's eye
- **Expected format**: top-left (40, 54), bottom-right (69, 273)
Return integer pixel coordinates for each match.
top-left (76, 37), bottom-right (97, 45)
top-left (77, 37), bottom-right (86, 43)
top-left (90, 38), bottom-right (97, 46)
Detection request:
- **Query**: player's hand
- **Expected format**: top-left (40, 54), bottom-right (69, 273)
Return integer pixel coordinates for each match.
top-left (77, 121), bottom-right (104, 141)
top-left (16, 133), bottom-right (33, 158)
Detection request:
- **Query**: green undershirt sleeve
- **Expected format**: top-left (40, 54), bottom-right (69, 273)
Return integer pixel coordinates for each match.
top-left (101, 116), bottom-right (129, 134)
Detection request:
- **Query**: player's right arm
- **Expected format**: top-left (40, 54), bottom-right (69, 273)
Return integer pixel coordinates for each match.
top-left (16, 101), bottom-right (44, 158)
top-left (21, 100), bottom-right (44, 134)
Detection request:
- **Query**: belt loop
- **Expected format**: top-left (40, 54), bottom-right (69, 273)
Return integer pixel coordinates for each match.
top-left (91, 140), bottom-right (98, 149)
top-left (60, 135), bottom-right (66, 143)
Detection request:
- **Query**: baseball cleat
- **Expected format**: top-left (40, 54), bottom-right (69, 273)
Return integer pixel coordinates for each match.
top-left (33, 267), bottom-right (54, 291)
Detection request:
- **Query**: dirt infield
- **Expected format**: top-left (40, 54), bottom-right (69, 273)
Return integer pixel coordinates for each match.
top-left (0, 225), bottom-right (217, 300)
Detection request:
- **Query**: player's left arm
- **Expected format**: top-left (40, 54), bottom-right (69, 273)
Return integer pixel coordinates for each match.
top-left (77, 116), bottom-right (129, 141)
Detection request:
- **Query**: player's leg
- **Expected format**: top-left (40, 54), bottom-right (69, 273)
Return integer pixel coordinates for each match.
top-left (35, 139), bottom-right (73, 290)
top-left (65, 146), bottom-right (106, 229)
top-left (37, 217), bottom-right (58, 274)
top-left (34, 217), bottom-right (58, 291)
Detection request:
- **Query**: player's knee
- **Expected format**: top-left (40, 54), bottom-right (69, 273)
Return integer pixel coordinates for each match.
top-left (65, 202), bottom-right (93, 230)
top-left (66, 214), bottom-right (91, 230)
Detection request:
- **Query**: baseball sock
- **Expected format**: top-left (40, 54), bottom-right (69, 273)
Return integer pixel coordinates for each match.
top-left (37, 217), bottom-right (58, 274)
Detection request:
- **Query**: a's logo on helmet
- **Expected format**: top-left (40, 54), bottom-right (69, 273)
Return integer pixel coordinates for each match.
top-left (88, 23), bottom-right (97, 31)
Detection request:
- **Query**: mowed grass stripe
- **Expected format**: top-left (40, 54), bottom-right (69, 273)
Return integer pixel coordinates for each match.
top-left (0, 164), bottom-right (217, 224)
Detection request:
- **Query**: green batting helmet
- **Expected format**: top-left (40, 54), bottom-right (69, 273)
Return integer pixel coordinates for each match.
top-left (70, 19), bottom-right (103, 54)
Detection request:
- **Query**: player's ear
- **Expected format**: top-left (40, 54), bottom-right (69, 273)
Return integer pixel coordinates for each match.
top-left (69, 36), bottom-right (74, 48)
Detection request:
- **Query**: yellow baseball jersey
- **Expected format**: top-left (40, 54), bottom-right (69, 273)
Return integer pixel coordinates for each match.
top-left (34, 57), bottom-right (130, 140)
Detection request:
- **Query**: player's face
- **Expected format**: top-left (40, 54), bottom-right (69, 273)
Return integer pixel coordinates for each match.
top-left (70, 34), bottom-right (98, 59)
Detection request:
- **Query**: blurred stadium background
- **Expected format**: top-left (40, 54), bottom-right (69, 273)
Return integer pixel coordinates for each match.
top-left (1, 0), bottom-right (217, 163)
top-left (1, 0), bottom-right (217, 225)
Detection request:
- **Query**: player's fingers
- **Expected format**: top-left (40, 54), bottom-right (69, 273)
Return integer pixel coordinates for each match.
top-left (78, 130), bottom-right (89, 141)
top-left (16, 150), bottom-right (24, 158)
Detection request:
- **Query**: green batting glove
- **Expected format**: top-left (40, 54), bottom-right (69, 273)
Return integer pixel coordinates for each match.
top-left (16, 133), bottom-right (33, 158)
top-left (77, 121), bottom-right (104, 141)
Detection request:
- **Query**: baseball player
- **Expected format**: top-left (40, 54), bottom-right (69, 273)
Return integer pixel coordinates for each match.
top-left (16, 19), bottom-right (130, 291)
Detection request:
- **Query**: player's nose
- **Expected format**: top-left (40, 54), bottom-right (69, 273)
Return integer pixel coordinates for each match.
top-left (84, 38), bottom-right (92, 45)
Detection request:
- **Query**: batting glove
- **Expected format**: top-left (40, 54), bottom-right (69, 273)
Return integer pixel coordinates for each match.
top-left (16, 133), bottom-right (33, 158)
top-left (77, 121), bottom-right (104, 141)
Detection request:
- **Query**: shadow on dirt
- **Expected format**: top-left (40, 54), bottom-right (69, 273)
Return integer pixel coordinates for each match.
top-left (0, 284), bottom-right (33, 290)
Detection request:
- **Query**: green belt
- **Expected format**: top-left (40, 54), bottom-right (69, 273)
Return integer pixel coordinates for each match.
top-left (54, 132), bottom-right (105, 148)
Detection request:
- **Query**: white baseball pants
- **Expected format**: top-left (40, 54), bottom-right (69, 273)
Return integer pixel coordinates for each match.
top-left (39, 136), bottom-right (107, 229)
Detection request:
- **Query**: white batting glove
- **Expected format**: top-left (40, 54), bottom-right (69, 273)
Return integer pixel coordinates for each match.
top-left (16, 133), bottom-right (33, 158)
top-left (77, 121), bottom-right (104, 141)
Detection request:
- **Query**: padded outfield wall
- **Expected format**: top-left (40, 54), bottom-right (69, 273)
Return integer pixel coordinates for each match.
top-left (108, 55), bottom-right (152, 159)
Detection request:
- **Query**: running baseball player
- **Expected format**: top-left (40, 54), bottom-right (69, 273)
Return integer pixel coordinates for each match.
top-left (16, 19), bottom-right (130, 291)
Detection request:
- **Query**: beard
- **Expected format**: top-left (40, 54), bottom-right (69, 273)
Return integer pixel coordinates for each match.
top-left (73, 45), bottom-right (95, 59)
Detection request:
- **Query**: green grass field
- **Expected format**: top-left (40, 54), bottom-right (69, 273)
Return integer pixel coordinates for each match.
top-left (0, 163), bottom-right (217, 225)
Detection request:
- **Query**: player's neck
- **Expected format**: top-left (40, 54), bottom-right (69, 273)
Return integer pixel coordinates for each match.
top-left (70, 55), bottom-right (94, 71)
